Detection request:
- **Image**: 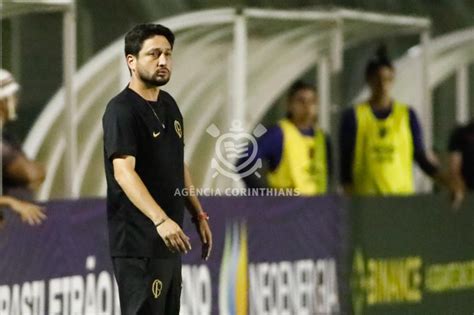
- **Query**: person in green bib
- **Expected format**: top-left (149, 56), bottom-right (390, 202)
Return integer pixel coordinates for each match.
top-left (238, 81), bottom-right (332, 195)
top-left (339, 47), bottom-right (462, 200)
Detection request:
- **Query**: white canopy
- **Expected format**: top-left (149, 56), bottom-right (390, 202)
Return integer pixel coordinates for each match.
top-left (1, 0), bottom-right (71, 18)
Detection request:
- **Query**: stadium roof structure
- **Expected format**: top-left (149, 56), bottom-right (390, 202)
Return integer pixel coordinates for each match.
top-left (1, 0), bottom-right (77, 197)
top-left (0, 0), bottom-right (71, 17)
top-left (21, 7), bottom-right (433, 199)
top-left (390, 26), bottom-right (474, 126)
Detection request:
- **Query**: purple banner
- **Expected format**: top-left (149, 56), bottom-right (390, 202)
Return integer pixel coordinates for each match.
top-left (0, 196), bottom-right (346, 315)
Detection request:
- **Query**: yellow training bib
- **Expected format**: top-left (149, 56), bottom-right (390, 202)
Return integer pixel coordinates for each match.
top-left (267, 119), bottom-right (328, 195)
top-left (352, 101), bottom-right (414, 195)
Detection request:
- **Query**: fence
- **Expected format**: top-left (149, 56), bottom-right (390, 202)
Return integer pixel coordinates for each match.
top-left (0, 194), bottom-right (472, 314)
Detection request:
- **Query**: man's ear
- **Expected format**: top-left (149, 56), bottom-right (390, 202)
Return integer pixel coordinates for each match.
top-left (126, 54), bottom-right (137, 73)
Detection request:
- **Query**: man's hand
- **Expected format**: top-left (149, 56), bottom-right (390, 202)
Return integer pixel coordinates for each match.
top-left (435, 171), bottom-right (465, 210)
top-left (194, 218), bottom-right (212, 260)
top-left (156, 219), bottom-right (192, 254)
top-left (447, 152), bottom-right (466, 211)
top-left (448, 176), bottom-right (466, 211)
top-left (183, 164), bottom-right (213, 260)
top-left (341, 184), bottom-right (353, 196)
top-left (9, 199), bottom-right (46, 226)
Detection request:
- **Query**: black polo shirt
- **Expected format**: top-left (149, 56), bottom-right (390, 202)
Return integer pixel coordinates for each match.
top-left (102, 87), bottom-right (185, 258)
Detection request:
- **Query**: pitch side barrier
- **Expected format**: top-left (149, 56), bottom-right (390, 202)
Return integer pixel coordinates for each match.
top-left (0, 194), bottom-right (472, 314)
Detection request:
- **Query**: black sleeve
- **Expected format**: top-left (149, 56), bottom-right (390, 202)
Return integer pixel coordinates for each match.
top-left (1, 138), bottom-right (22, 167)
top-left (409, 108), bottom-right (438, 177)
top-left (236, 125), bottom-right (283, 189)
top-left (325, 133), bottom-right (333, 184)
top-left (339, 108), bottom-right (357, 185)
top-left (167, 92), bottom-right (185, 146)
top-left (241, 171), bottom-right (269, 189)
top-left (237, 139), bottom-right (269, 189)
top-left (448, 127), bottom-right (462, 152)
top-left (103, 102), bottom-right (138, 160)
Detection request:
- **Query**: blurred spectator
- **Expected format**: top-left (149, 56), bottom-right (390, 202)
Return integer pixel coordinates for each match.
top-left (239, 81), bottom-right (331, 195)
top-left (0, 69), bottom-right (45, 198)
top-left (339, 46), bottom-right (462, 199)
top-left (448, 119), bottom-right (474, 191)
top-left (1, 69), bottom-right (46, 226)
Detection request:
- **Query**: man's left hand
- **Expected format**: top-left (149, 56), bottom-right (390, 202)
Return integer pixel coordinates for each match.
top-left (194, 218), bottom-right (212, 260)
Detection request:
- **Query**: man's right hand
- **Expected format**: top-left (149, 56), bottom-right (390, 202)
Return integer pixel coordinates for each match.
top-left (156, 219), bottom-right (192, 254)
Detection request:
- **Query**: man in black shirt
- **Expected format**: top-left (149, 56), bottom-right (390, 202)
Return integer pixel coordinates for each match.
top-left (449, 119), bottom-right (474, 191)
top-left (102, 24), bottom-right (212, 315)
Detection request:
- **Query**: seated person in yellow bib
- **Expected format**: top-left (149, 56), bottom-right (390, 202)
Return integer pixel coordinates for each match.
top-left (339, 47), bottom-right (462, 199)
top-left (238, 81), bottom-right (331, 195)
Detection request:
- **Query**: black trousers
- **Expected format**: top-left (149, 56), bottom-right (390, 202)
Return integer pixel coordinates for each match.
top-left (112, 256), bottom-right (182, 315)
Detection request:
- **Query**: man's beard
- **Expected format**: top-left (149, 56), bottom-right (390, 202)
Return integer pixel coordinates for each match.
top-left (137, 68), bottom-right (170, 87)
